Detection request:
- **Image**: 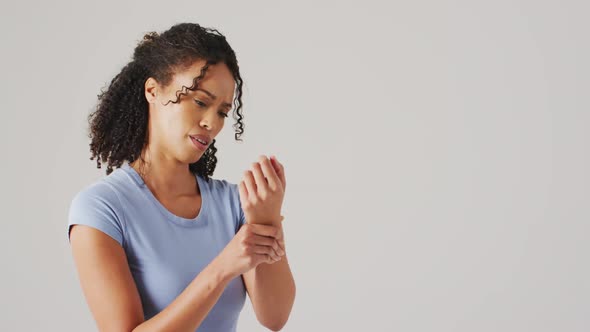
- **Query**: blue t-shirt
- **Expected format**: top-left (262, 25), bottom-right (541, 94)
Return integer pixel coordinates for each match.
top-left (67, 163), bottom-right (247, 331)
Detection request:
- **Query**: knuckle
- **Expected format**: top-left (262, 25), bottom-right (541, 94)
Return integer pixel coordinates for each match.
top-left (240, 243), bottom-right (249, 252)
top-left (240, 236), bottom-right (248, 245)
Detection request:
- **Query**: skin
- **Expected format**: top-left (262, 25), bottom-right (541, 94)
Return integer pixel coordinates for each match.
top-left (239, 155), bottom-right (297, 330)
top-left (129, 59), bottom-right (234, 203)
top-left (69, 59), bottom-right (295, 332)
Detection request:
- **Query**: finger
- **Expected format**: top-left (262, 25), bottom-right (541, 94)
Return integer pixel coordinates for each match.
top-left (252, 244), bottom-right (282, 261)
top-left (270, 155), bottom-right (286, 189)
top-left (269, 156), bottom-right (281, 179)
top-left (252, 253), bottom-right (276, 266)
top-left (274, 218), bottom-right (285, 240)
top-left (268, 253), bottom-right (281, 263)
top-left (248, 233), bottom-right (276, 246)
top-left (251, 162), bottom-right (268, 194)
top-left (269, 156), bottom-right (279, 174)
top-left (275, 239), bottom-right (285, 255)
top-left (276, 227), bottom-right (285, 248)
top-left (249, 234), bottom-right (285, 256)
top-left (259, 155), bottom-right (281, 191)
top-left (277, 239), bottom-right (285, 252)
top-left (251, 252), bottom-right (280, 265)
top-left (243, 170), bottom-right (257, 200)
top-left (238, 181), bottom-right (249, 205)
top-left (247, 223), bottom-right (281, 238)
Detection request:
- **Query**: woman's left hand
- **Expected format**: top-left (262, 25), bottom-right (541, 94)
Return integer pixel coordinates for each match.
top-left (238, 155), bottom-right (286, 225)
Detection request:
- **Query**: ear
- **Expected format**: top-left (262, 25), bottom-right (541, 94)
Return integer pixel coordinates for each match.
top-left (144, 77), bottom-right (159, 103)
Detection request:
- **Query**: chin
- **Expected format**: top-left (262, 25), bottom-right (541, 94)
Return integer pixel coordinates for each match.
top-left (189, 151), bottom-right (206, 164)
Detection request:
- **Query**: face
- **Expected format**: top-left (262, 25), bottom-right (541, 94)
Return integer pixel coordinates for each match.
top-left (143, 59), bottom-right (235, 164)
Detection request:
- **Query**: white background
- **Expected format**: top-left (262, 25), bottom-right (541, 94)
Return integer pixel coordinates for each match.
top-left (1, 0), bottom-right (588, 331)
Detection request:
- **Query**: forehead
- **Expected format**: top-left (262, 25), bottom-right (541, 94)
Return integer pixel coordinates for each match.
top-left (172, 60), bottom-right (235, 103)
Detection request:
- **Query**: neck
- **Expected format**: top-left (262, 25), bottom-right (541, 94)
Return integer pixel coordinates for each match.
top-left (130, 147), bottom-right (198, 196)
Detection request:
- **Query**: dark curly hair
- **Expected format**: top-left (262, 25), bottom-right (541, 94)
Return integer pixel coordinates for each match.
top-left (88, 23), bottom-right (245, 180)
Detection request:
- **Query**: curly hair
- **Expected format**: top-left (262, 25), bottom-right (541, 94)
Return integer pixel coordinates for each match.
top-left (87, 23), bottom-right (245, 180)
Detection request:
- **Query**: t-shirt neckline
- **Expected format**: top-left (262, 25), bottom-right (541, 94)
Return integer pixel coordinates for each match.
top-left (120, 163), bottom-right (208, 228)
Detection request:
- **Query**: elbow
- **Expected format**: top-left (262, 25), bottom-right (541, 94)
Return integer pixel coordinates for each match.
top-left (259, 310), bottom-right (292, 332)
top-left (260, 306), bottom-right (294, 331)
top-left (263, 319), bottom-right (288, 332)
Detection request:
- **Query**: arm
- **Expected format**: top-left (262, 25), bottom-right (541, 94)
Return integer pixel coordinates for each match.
top-left (69, 225), bottom-right (233, 332)
top-left (238, 155), bottom-right (296, 330)
top-left (242, 219), bottom-right (296, 331)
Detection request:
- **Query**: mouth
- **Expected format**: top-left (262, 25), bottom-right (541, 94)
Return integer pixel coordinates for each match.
top-left (190, 136), bottom-right (209, 151)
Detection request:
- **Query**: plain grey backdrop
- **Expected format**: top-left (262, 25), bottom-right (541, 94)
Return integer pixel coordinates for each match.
top-left (1, 0), bottom-right (588, 331)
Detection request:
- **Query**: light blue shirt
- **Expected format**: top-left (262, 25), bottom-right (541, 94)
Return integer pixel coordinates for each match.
top-left (67, 163), bottom-right (247, 331)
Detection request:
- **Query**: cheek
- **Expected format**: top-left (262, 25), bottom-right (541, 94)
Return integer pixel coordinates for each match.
top-left (156, 112), bottom-right (191, 145)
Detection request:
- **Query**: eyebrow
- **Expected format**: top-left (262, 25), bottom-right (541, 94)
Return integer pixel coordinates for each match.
top-left (195, 88), bottom-right (233, 109)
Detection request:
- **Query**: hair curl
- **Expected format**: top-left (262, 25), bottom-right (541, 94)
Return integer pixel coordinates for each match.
top-left (88, 23), bottom-right (245, 180)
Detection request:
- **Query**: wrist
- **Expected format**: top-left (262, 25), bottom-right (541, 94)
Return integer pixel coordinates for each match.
top-left (246, 214), bottom-right (285, 226)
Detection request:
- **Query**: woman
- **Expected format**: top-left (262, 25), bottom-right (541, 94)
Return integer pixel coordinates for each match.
top-left (67, 23), bottom-right (296, 332)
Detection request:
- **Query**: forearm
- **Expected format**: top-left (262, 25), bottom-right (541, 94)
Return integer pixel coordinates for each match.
top-left (132, 257), bottom-right (233, 332)
top-left (249, 253), bottom-right (296, 326)
top-left (243, 220), bottom-right (296, 331)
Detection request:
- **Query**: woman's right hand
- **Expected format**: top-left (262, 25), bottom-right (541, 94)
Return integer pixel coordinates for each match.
top-left (213, 222), bottom-right (285, 280)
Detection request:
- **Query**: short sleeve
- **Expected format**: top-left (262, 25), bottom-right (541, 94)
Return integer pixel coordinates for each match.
top-left (67, 182), bottom-right (125, 247)
top-left (231, 182), bottom-right (246, 233)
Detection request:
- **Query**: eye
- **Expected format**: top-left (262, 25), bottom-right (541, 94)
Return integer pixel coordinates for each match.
top-left (195, 99), bottom-right (228, 118)
top-left (194, 99), bottom-right (206, 107)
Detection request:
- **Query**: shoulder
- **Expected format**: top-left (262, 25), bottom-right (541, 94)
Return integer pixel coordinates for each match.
top-left (69, 165), bottom-right (138, 216)
top-left (70, 179), bottom-right (123, 212)
top-left (68, 179), bottom-right (127, 247)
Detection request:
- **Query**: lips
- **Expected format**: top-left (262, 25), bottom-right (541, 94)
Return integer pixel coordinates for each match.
top-left (189, 134), bottom-right (210, 151)
top-left (189, 134), bottom-right (210, 145)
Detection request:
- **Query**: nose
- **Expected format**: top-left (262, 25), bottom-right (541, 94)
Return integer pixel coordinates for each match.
top-left (199, 111), bottom-right (218, 131)
top-left (200, 118), bottom-right (210, 129)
